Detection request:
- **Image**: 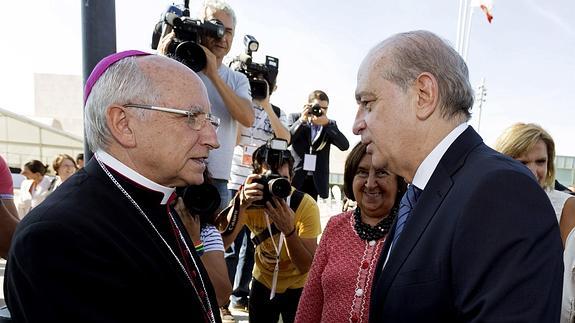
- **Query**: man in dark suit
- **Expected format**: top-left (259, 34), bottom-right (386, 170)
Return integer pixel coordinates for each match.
top-left (353, 30), bottom-right (563, 322)
top-left (288, 90), bottom-right (349, 200)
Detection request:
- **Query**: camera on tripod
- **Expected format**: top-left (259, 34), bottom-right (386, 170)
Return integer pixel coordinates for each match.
top-left (151, 3), bottom-right (225, 72)
top-left (250, 139), bottom-right (292, 208)
top-left (229, 35), bottom-right (279, 100)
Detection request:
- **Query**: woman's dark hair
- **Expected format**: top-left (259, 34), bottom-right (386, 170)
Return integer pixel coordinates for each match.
top-left (24, 160), bottom-right (48, 176)
top-left (343, 142), bottom-right (367, 200)
top-left (343, 142), bottom-right (407, 206)
top-left (179, 168), bottom-right (218, 226)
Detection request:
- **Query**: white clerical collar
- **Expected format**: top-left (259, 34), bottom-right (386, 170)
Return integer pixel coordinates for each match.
top-left (95, 150), bottom-right (175, 205)
top-left (412, 123), bottom-right (468, 190)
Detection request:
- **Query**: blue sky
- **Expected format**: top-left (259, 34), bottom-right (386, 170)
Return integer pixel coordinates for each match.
top-left (0, 0), bottom-right (573, 155)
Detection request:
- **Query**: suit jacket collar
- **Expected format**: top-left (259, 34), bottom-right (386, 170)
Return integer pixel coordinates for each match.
top-left (374, 127), bottom-right (484, 307)
top-left (413, 123), bottom-right (468, 190)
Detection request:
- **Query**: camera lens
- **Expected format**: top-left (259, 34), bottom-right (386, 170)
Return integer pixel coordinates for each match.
top-left (250, 79), bottom-right (268, 100)
top-left (181, 183), bottom-right (221, 217)
top-left (310, 104), bottom-right (323, 117)
top-left (175, 42), bottom-right (207, 72)
top-left (268, 177), bottom-right (291, 198)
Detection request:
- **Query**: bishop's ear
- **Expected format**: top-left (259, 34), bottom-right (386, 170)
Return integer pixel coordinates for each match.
top-left (414, 72), bottom-right (439, 120)
top-left (106, 105), bottom-right (137, 148)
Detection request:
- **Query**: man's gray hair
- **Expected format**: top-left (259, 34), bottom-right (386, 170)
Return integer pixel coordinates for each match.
top-left (379, 30), bottom-right (474, 120)
top-left (84, 56), bottom-right (160, 151)
top-left (201, 0), bottom-right (237, 27)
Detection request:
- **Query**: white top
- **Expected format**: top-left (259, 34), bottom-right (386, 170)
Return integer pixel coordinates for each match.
top-left (547, 188), bottom-right (575, 323)
top-left (17, 175), bottom-right (56, 217)
top-left (412, 123), bottom-right (468, 189)
top-left (228, 104), bottom-right (288, 191)
top-left (96, 150), bottom-right (175, 205)
top-left (198, 65), bottom-right (251, 181)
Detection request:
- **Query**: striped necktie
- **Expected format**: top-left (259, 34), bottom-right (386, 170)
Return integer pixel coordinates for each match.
top-left (391, 184), bottom-right (422, 247)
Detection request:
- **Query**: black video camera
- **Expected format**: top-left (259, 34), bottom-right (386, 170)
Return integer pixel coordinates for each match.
top-left (176, 183), bottom-right (221, 222)
top-left (251, 139), bottom-right (292, 208)
top-left (229, 35), bottom-right (279, 100)
top-left (308, 104), bottom-right (324, 117)
top-left (151, 3), bottom-right (224, 72)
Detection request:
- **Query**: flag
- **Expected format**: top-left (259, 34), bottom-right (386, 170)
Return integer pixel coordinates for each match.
top-left (472, 0), bottom-right (494, 23)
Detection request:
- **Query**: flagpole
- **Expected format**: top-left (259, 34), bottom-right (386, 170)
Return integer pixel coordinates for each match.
top-left (462, 5), bottom-right (474, 61)
top-left (456, 0), bottom-right (466, 53)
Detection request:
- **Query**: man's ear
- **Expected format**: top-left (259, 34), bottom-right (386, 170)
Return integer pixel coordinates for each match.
top-left (106, 105), bottom-right (137, 148)
top-left (414, 72), bottom-right (439, 121)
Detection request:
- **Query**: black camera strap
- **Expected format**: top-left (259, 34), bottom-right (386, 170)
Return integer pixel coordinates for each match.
top-left (215, 190), bottom-right (242, 236)
top-left (251, 190), bottom-right (305, 247)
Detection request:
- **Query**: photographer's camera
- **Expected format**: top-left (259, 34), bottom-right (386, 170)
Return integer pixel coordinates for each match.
top-left (229, 35), bottom-right (279, 100)
top-left (152, 4), bottom-right (224, 72)
top-left (308, 104), bottom-right (324, 117)
top-left (177, 182), bottom-right (221, 220)
top-left (250, 139), bottom-right (292, 208)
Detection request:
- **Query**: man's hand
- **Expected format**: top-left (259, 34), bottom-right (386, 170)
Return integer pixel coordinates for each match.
top-left (240, 174), bottom-right (264, 209)
top-left (199, 44), bottom-right (219, 79)
top-left (310, 113), bottom-right (329, 126)
top-left (265, 197), bottom-right (296, 235)
top-left (299, 104), bottom-right (312, 123)
top-left (157, 25), bottom-right (175, 56)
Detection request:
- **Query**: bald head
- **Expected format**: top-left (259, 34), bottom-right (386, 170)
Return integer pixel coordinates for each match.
top-left (366, 30), bottom-right (474, 121)
top-left (137, 55), bottom-right (208, 107)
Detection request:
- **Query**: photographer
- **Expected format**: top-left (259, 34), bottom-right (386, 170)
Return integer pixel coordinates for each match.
top-left (229, 74), bottom-right (290, 192)
top-left (288, 90), bottom-right (350, 200)
top-left (220, 141), bottom-right (321, 323)
top-left (226, 72), bottom-right (290, 312)
top-left (158, 0), bottom-right (254, 210)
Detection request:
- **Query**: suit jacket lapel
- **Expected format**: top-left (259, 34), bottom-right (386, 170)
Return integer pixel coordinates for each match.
top-left (373, 127), bottom-right (484, 305)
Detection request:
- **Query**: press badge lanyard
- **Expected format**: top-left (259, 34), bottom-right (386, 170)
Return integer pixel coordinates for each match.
top-left (264, 195), bottom-right (291, 300)
top-left (304, 123), bottom-right (326, 172)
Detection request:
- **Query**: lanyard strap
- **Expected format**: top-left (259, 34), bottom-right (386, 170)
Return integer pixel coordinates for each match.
top-left (263, 195), bottom-right (291, 299)
top-left (264, 210), bottom-right (284, 300)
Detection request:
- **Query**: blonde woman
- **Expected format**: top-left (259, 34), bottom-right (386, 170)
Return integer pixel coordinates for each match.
top-left (496, 122), bottom-right (575, 323)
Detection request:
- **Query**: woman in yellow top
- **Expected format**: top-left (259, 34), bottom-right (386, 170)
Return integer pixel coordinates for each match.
top-left (221, 143), bottom-right (321, 323)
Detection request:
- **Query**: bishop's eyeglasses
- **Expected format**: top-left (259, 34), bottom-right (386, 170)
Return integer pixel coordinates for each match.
top-left (124, 104), bottom-right (220, 131)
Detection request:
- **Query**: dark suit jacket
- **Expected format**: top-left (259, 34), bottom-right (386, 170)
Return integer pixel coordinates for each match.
top-left (288, 113), bottom-right (349, 198)
top-left (369, 127), bottom-right (563, 323)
